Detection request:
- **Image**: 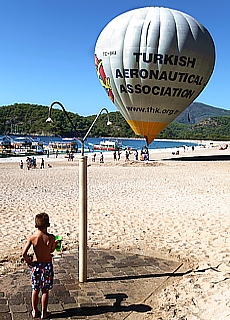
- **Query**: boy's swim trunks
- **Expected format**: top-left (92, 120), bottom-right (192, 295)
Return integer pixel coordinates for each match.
top-left (30, 262), bottom-right (54, 290)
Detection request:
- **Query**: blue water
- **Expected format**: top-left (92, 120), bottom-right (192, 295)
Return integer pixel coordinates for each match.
top-left (84, 137), bottom-right (197, 151)
top-left (1, 135), bottom-right (197, 151)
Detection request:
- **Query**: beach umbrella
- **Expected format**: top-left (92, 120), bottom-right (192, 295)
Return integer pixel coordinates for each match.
top-left (94, 7), bottom-right (215, 144)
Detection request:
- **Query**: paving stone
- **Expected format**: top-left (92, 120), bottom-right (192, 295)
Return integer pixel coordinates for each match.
top-left (52, 284), bottom-right (66, 292)
top-left (0, 248), bottom-right (181, 319)
top-left (48, 303), bottom-right (64, 312)
top-left (60, 296), bottom-right (76, 304)
top-left (11, 312), bottom-right (31, 320)
top-left (0, 304), bottom-right (10, 312)
top-left (54, 290), bottom-right (70, 298)
top-left (65, 283), bottom-right (80, 290)
top-left (0, 298), bottom-right (7, 304)
top-left (10, 304), bottom-right (27, 312)
top-left (0, 314), bottom-right (12, 320)
top-left (7, 293), bottom-right (24, 301)
top-left (48, 295), bottom-right (60, 304)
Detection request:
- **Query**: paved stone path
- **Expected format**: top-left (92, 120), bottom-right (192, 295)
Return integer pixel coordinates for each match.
top-left (0, 249), bottom-right (182, 319)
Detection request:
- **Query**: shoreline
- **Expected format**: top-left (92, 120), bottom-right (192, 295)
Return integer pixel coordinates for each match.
top-left (0, 139), bottom-right (228, 164)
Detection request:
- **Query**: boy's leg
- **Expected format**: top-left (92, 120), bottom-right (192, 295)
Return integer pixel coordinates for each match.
top-left (41, 289), bottom-right (51, 319)
top-left (32, 289), bottom-right (40, 317)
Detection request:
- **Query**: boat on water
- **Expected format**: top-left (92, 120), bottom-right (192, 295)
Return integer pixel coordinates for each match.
top-left (92, 140), bottom-right (123, 151)
top-left (0, 135), bottom-right (12, 148)
top-left (45, 138), bottom-right (78, 154)
top-left (0, 136), bottom-right (45, 157)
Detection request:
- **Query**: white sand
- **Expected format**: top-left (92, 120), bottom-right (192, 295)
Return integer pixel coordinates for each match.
top-left (0, 143), bottom-right (230, 319)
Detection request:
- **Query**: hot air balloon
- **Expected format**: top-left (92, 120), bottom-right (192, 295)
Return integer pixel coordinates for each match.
top-left (94, 7), bottom-right (215, 144)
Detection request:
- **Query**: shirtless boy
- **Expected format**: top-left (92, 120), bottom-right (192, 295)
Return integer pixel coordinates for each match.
top-left (22, 212), bottom-right (57, 319)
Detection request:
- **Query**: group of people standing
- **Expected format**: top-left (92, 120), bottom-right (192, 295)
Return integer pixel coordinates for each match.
top-left (91, 147), bottom-right (149, 163)
top-left (20, 157), bottom-right (45, 170)
top-left (113, 150), bottom-right (122, 161)
top-left (92, 152), bottom-right (104, 163)
top-left (118, 147), bottom-right (149, 162)
top-left (66, 149), bottom-right (74, 161)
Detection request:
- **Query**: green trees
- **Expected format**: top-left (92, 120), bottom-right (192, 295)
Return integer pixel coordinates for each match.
top-left (0, 103), bottom-right (230, 140)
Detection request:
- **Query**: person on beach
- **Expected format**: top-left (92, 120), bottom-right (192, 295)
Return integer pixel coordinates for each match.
top-left (31, 157), bottom-right (36, 169)
top-left (26, 157), bottom-right (31, 170)
top-left (117, 150), bottom-right (121, 161)
top-left (40, 158), bottom-right (45, 169)
top-left (20, 160), bottom-right (23, 169)
top-left (22, 212), bottom-right (58, 319)
top-left (92, 153), bottom-right (96, 162)
top-left (100, 152), bottom-right (104, 163)
top-left (113, 151), bottom-right (117, 161)
top-left (69, 152), bottom-right (74, 161)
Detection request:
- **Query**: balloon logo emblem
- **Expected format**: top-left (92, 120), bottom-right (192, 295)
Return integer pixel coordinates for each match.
top-left (95, 7), bottom-right (215, 144)
top-left (95, 54), bottom-right (114, 103)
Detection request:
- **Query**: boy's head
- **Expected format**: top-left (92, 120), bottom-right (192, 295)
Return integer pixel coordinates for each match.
top-left (35, 212), bottom-right (50, 229)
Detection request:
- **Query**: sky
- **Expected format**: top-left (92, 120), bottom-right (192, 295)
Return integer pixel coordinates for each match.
top-left (0, 0), bottom-right (229, 116)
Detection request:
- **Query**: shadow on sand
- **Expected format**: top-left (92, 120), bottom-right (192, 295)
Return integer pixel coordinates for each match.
top-left (50, 268), bottom-right (195, 318)
top-left (87, 267), bottom-right (190, 283)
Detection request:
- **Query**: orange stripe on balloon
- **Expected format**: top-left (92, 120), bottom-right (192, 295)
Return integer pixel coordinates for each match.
top-left (127, 120), bottom-right (169, 145)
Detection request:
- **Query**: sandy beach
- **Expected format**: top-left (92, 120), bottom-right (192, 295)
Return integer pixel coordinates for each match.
top-left (0, 143), bottom-right (230, 319)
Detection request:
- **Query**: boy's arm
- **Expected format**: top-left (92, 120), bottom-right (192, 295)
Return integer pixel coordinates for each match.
top-left (50, 234), bottom-right (57, 253)
top-left (22, 237), bottom-right (33, 265)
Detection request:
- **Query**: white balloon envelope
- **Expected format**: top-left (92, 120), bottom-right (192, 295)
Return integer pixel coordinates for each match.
top-left (94, 7), bottom-right (215, 144)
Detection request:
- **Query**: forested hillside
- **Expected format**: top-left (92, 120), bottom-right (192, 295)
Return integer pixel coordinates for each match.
top-left (0, 103), bottom-right (230, 140)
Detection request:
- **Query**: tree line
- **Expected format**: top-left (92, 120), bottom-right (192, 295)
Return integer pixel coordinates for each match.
top-left (0, 103), bottom-right (230, 141)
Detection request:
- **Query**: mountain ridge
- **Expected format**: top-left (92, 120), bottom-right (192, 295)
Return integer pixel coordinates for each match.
top-left (175, 102), bottom-right (230, 124)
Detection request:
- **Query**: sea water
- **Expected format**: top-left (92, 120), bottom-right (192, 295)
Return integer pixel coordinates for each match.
top-left (0, 135), bottom-right (197, 151)
top-left (84, 137), bottom-right (197, 151)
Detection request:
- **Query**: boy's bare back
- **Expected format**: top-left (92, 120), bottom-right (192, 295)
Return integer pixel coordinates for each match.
top-left (22, 212), bottom-right (57, 265)
top-left (29, 230), bottom-right (56, 263)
